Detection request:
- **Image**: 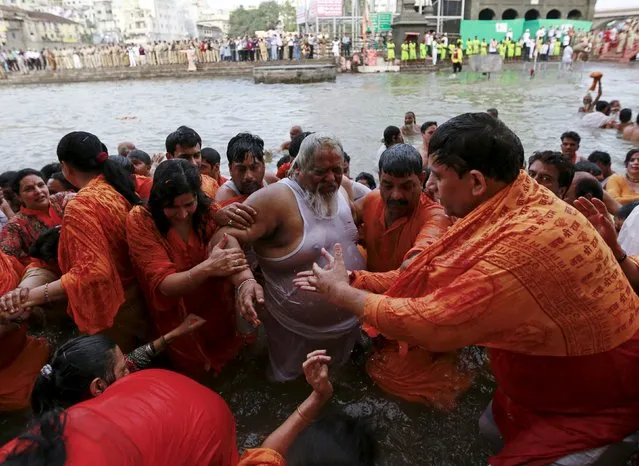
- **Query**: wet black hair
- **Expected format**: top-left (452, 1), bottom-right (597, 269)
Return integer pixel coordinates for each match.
top-left (48, 172), bottom-right (76, 192)
top-left (29, 226), bottom-right (61, 264)
top-left (127, 149), bottom-right (151, 167)
top-left (528, 151), bottom-right (575, 190)
top-left (40, 163), bottom-right (62, 182)
top-left (420, 121), bottom-right (437, 133)
top-left (226, 133), bottom-right (265, 165)
top-left (588, 150), bottom-right (611, 167)
top-left (430, 113), bottom-right (523, 183)
top-left (383, 126), bottom-right (401, 148)
top-left (56, 131), bottom-right (140, 206)
top-left (149, 158), bottom-right (212, 239)
top-left (616, 201), bottom-right (639, 220)
top-left (11, 168), bottom-right (44, 196)
top-left (2, 409), bottom-right (67, 466)
top-left (355, 172), bottom-right (376, 189)
top-left (201, 147), bottom-right (221, 166)
top-left (595, 100), bottom-right (609, 113)
top-left (560, 131), bottom-right (581, 144)
top-left (574, 161), bottom-right (603, 177)
top-left (625, 149), bottom-right (639, 167)
top-left (575, 177), bottom-right (604, 201)
top-left (289, 131), bottom-right (314, 158)
top-left (165, 126), bottom-right (202, 155)
top-left (277, 155), bottom-right (292, 168)
top-left (287, 415), bottom-right (378, 466)
top-left (0, 171), bottom-right (16, 189)
top-left (619, 108), bottom-right (632, 123)
top-left (106, 155), bottom-right (134, 174)
top-left (379, 144), bottom-right (423, 177)
top-left (31, 335), bottom-right (117, 415)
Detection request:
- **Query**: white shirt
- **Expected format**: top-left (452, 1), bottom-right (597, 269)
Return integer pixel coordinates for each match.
top-left (562, 45), bottom-right (573, 62)
top-left (541, 44), bottom-right (549, 54)
top-left (581, 111), bottom-right (613, 128)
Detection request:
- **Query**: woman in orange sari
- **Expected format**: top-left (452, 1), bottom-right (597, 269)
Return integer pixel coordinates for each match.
top-left (0, 169), bottom-right (72, 264)
top-left (126, 159), bottom-right (249, 378)
top-left (0, 250), bottom-right (49, 411)
top-left (0, 132), bottom-right (146, 353)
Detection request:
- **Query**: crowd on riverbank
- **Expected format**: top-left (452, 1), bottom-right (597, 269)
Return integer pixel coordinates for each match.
top-left (2, 18), bottom-right (638, 76)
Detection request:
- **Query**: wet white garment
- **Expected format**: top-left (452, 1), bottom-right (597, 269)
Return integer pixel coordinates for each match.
top-left (257, 178), bottom-right (365, 381)
top-left (619, 207), bottom-right (639, 256)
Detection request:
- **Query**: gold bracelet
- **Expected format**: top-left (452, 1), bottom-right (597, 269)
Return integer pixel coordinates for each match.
top-left (44, 283), bottom-right (50, 304)
top-left (296, 406), bottom-right (312, 424)
top-left (236, 278), bottom-right (257, 297)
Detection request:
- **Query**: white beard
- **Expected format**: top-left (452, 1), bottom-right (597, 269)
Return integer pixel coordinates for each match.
top-left (302, 188), bottom-right (338, 218)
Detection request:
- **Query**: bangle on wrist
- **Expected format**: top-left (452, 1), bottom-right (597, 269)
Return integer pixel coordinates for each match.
top-left (44, 283), bottom-right (50, 304)
top-left (236, 278), bottom-right (256, 296)
top-left (296, 406), bottom-right (312, 424)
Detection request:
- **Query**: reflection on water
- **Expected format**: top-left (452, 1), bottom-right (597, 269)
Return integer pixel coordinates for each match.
top-left (0, 63), bottom-right (637, 175)
top-left (0, 63), bottom-right (638, 462)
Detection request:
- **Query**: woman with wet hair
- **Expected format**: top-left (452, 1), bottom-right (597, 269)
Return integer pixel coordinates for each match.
top-left (0, 169), bottom-right (73, 264)
top-left (0, 132), bottom-right (146, 353)
top-left (126, 159), bottom-right (250, 378)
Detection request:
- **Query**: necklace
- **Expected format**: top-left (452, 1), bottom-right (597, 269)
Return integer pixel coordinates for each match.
top-left (627, 174), bottom-right (639, 184)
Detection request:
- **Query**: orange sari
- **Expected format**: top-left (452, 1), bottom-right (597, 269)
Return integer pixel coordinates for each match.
top-left (126, 204), bottom-right (242, 377)
top-left (201, 174), bottom-right (219, 199)
top-left (360, 171), bottom-right (639, 465)
top-left (58, 176), bottom-right (146, 352)
top-left (134, 174), bottom-right (153, 200)
top-left (0, 252), bottom-right (49, 411)
top-left (238, 448), bottom-right (286, 465)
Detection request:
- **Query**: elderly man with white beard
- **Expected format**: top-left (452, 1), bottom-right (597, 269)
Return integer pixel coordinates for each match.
top-left (211, 133), bottom-right (365, 382)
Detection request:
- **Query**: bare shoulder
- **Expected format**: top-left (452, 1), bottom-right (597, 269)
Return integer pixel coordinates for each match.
top-left (244, 182), bottom-right (296, 214)
top-left (214, 184), bottom-right (235, 203)
top-left (264, 172), bottom-right (280, 184)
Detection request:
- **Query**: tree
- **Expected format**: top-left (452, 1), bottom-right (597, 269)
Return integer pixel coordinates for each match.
top-left (228, 1), bottom-right (296, 37)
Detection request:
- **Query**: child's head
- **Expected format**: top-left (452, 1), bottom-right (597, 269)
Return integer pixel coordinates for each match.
top-left (127, 150), bottom-right (152, 177)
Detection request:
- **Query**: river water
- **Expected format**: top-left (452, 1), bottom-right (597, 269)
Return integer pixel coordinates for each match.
top-left (1, 62), bottom-right (638, 175)
top-left (0, 63), bottom-right (638, 463)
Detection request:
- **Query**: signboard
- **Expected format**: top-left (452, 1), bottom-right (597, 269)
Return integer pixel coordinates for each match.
top-left (296, 5), bottom-right (306, 24)
top-left (495, 22), bottom-right (507, 33)
top-left (309, 0), bottom-right (343, 19)
top-left (370, 12), bottom-right (392, 31)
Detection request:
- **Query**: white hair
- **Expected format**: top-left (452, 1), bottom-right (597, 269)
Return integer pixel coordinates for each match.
top-left (293, 133), bottom-right (344, 173)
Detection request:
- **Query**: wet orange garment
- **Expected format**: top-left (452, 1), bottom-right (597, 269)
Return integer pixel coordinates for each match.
top-left (58, 176), bottom-right (138, 334)
top-left (126, 204), bottom-right (242, 377)
top-left (0, 251), bottom-right (49, 411)
top-left (238, 448), bottom-right (286, 465)
top-left (358, 171), bottom-right (639, 465)
top-left (201, 174), bottom-right (220, 199)
top-left (359, 190), bottom-right (451, 272)
top-left (135, 174), bottom-right (153, 200)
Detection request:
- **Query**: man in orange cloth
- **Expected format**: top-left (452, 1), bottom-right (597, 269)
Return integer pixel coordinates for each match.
top-left (165, 126), bottom-right (219, 199)
top-left (215, 133), bottom-right (279, 205)
top-left (352, 144), bottom-right (458, 407)
top-left (297, 113), bottom-right (639, 466)
top-left (0, 251), bottom-right (49, 411)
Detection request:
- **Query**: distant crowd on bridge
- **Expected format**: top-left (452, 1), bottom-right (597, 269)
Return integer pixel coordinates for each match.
top-left (1, 18), bottom-right (637, 76)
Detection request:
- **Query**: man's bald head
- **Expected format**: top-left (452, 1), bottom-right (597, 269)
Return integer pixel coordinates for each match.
top-left (117, 142), bottom-right (136, 157)
top-left (290, 125), bottom-right (303, 140)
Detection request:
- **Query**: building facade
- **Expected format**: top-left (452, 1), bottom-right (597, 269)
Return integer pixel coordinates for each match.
top-left (466, 0), bottom-right (596, 22)
top-left (1, 5), bottom-right (85, 49)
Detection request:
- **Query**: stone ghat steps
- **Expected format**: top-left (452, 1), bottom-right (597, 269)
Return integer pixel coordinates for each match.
top-left (0, 59), bottom-right (337, 86)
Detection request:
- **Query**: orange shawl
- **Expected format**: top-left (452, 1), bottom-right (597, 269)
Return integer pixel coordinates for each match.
top-left (0, 251), bottom-right (49, 411)
top-left (361, 171), bottom-right (639, 463)
top-left (135, 174), bottom-right (153, 200)
top-left (58, 176), bottom-right (136, 334)
top-left (358, 191), bottom-right (451, 273)
top-left (126, 204), bottom-right (242, 377)
top-left (201, 174), bottom-right (219, 199)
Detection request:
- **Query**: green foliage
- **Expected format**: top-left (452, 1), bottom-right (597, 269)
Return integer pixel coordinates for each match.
top-left (229, 1), bottom-right (298, 37)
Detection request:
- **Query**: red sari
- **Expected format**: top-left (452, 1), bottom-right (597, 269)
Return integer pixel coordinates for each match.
top-left (0, 251), bottom-right (50, 411)
top-left (126, 204), bottom-right (242, 378)
top-left (0, 192), bottom-right (69, 264)
top-left (58, 176), bottom-right (146, 352)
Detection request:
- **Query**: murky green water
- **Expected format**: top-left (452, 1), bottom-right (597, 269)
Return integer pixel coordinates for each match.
top-left (1, 62), bottom-right (638, 463)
